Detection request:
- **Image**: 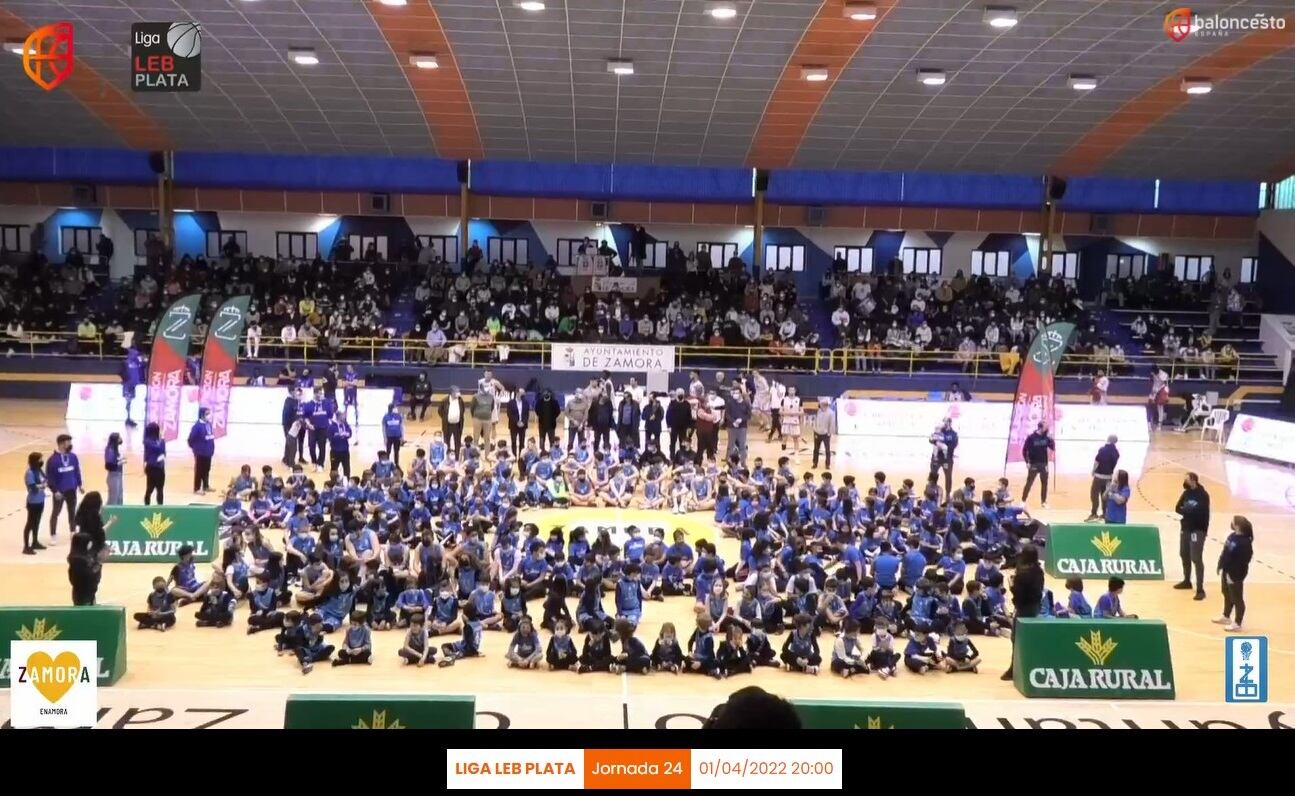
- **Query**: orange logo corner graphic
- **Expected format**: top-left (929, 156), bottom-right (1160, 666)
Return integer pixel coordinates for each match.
top-left (22, 21), bottom-right (75, 91)
top-left (1164, 7), bottom-right (1194, 42)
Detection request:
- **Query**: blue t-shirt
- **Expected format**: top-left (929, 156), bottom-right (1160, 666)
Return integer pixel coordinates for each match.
top-left (1104, 485), bottom-right (1130, 524)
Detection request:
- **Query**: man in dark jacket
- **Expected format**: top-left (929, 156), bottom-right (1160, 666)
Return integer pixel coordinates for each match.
top-left (590, 392), bottom-right (614, 452)
top-left (615, 391), bottom-right (641, 451)
top-left (438, 385), bottom-right (466, 457)
top-left (534, 388), bottom-right (561, 450)
top-left (727, 389), bottom-right (751, 465)
top-left (665, 389), bottom-right (692, 458)
top-left (1019, 423), bottom-right (1055, 508)
top-left (642, 394), bottom-right (664, 451)
top-left (1174, 472), bottom-right (1210, 600)
top-left (505, 392), bottom-right (530, 456)
top-left (281, 386), bottom-right (304, 468)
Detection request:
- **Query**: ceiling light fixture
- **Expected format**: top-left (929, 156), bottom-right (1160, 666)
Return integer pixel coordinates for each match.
top-left (515, 1), bottom-right (546, 11)
top-left (800, 66), bottom-right (829, 82)
top-left (983, 6), bottom-right (1018, 28)
top-left (708, 3), bottom-right (737, 20)
top-left (376, 0), bottom-right (408, 6)
top-left (607, 58), bottom-right (634, 76)
top-left (1181, 77), bottom-right (1212, 95)
top-left (4, 38), bottom-right (26, 55)
top-left (409, 53), bottom-right (439, 70)
top-left (289, 47), bottom-right (318, 66)
top-left (1068, 73), bottom-right (1098, 91)
top-left (917, 68), bottom-right (946, 86)
top-left (843, 1), bottom-right (877, 21)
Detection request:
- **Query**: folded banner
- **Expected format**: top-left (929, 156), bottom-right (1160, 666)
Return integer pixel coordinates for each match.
top-left (1005, 321), bottom-right (1074, 466)
top-left (1045, 523), bottom-right (1165, 579)
top-left (103, 505), bottom-right (219, 562)
top-left (1013, 618), bottom-right (1175, 699)
top-left (0, 606), bottom-right (127, 687)
top-left (590, 276), bottom-right (638, 294)
top-left (198, 295), bottom-right (251, 439)
top-left (552, 343), bottom-right (675, 372)
top-left (145, 293), bottom-right (202, 442)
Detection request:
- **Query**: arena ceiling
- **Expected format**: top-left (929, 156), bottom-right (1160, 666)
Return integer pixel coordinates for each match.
top-left (1, 0), bottom-right (1293, 180)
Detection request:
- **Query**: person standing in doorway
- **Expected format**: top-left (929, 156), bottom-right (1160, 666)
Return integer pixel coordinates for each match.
top-left (1174, 472), bottom-right (1210, 601)
top-left (23, 452), bottom-right (47, 555)
top-left (439, 385), bottom-right (466, 457)
top-left (143, 422), bottom-right (167, 505)
top-left (188, 408), bottom-right (215, 494)
top-left (1019, 422), bottom-right (1055, 509)
top-left (810, 398), bottom-right (836, 470)
top-left (104, 432), bottom-right (125, 506)
top-left (1086, 435), bottom-right (1120, 522)
top-left (47, 434), bottom-right (82, 544)
top-left (1213, 515), bottom-right (1253, 631)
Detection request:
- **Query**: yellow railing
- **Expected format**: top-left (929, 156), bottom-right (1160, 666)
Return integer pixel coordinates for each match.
top-left (832, 346), bottom-right (1252, 381)
top-left (0, 332), bottom-right (105, 359)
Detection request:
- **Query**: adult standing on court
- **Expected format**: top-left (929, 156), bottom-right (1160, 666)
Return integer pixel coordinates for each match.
top-left (281, 385), bottom-right (304, 468)
top-left (187, 407), bottom-right (215, 495)
top-left (1000, 542), bottom-right (1044, 682)
top-left (810, 398), bottom-right (836, 470)
top-left (104, 432), bottom-right (125, 506)
top-left (22, 452), bottom-right (47, 555)
top-left (751, 369), bottom-right (771, 434)
top-left (1019, 422), bottom-right (1055, 509)
top-left (665, 389), bottom-right (691, 458)
top-left (780, 385), bottom-right (803, 454)
top-left (74, 490), bottom-right (116, 557)
top-left (1086, 435), bottom-right (1120, 522)
top-left (381, 403), bottom-right (405, 466)
top-left (507, 390), bottom-right (532, 456)
top-left (534, 388), bottom-right (561, 451)
top-left (470, 387), bottom-right (496, 447)
top-left (47, 434), bottom-right (82, 544)
top-left (120, 347), bottom-right (144, 428)
top-left (614, 390), bottom-right (640, 452)
top-left (1213, 515), bottom-right (1253, 631)
top-left (143, 422), bottom-right (167, 505)
top-left (562, 388), bottom-right (589, 452)
top-left (1174, 472), bottom-right (1210, 600)
top-left (694, 392), bottom-right (721, 464)
top-left (642, 393), bottom-right (664, 453)
top-left (439, 385), bottom-right (466, 457)
top-left (1148, 365), bottom-right (1170, 429)
top-left (727, 388), bottom-right (751, 465)
top-left (328, 408), bottom-right (353, 478)
top-left (928, 417), bottom-right (958, 497)
top-left (1103, 470), bottom-right (1131, 523)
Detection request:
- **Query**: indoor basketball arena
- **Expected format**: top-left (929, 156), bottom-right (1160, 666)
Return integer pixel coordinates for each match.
top-left (1, 0), bottom-right (1292, 756)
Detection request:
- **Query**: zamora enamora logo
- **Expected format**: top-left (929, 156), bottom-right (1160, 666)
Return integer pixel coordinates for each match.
top-left (1027, 630), bottom-right (1173, 692)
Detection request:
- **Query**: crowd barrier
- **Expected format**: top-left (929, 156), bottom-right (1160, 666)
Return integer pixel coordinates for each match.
top-left (1045, 523), bottom-right (1165, 580)
top-left (1012, 618), bottom-right (1175, 700)
top-left (0, 606), bottom-right (128, 687)
top-left (1225, 413), bottom-right (1295, 465)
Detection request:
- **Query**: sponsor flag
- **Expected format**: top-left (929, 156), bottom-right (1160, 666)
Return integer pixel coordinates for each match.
top-left (145, 293), bottom-right (201, 442)
top-left (1005, 322), bottom-right (1074, 469)
top-left (198, 295), bottom-right (251, 439)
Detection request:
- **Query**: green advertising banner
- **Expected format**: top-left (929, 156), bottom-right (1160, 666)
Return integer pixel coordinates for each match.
top-left (1046, 523), bottom-right (1165, 579)
top-left (793, 699), bottom-right (966, 729)
top-left (284, 694), bottom-right (476, 729)
top-left (0, 606), bottom-right (127, 687)
top-left (1013, 618), bottom-right (1175, 700)
top-left (104, 505), bottom-right (220, 563)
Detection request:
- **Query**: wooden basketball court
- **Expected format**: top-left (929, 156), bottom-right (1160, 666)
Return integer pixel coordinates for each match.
top-left (0, 399), bottom-right (1290, 728)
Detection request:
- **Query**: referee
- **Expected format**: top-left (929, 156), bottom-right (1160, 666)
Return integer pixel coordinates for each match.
top-left (1086, 435), bottom-right (1120, 522)
top-left (1174, 472), bottom-right (1210, 601)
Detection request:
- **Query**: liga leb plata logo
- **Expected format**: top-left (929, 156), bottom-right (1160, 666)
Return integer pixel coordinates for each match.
top-left (131, 22), bottom-right (202, 91)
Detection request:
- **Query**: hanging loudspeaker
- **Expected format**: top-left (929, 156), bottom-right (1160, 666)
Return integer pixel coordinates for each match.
top-left (1048, 175), bottom-right (1068, 200)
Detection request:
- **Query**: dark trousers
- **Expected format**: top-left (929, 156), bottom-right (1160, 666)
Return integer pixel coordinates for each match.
top-left (144, 465), bottom-right (165, 505)
top-left (539, 424), bottom-right (558, 450)
top-left (1022, 463), bottom-right (1049, 503)
top-left (444, 422), bottom-right (463, 457)
top-left (23, 503), bottom-right (44, 549)
top-left (334, 647), bottom-right (371, 665)
top-left (309, 431), bottom-right (327, 467)
top-left (49, 491), bottom-right (77, 538)
top-left (645, 428), bottom-right (661, 451)
top-left (668, 427), bottom-right (688, 457)
top-left (1090, 476), bottom-right (1110, 517)
top-left (282, 430), bottom-right (298, 466)
top-left (1180, 529), bottom-right (1206, 589)
top-left (410, 399), bottom-right (430, 420)
top-left (509, 426), bottom-right (527, 456)
top-left (71, 579), bottom-right (97, 607)
top-left (385, 436), bottom-right (402, 467)
top-left (928, 461), bottom-right (953, 497)
top-left (193, 455), bottom-right (212, 492)
top-left (331, 450), bottom-right (352, 478)
top-left (696, 428), bottom-right (718, 462)
top-left (617, 425), bottom-right (638, 451)
top-left (566, 423), bottom-right (585, 451)
top-left (592, 426), bottom-right (611, 452)
top-left (1221, 574), bottom-right (1246, 624)
top-left (812, 433), bottom-right (831, 468)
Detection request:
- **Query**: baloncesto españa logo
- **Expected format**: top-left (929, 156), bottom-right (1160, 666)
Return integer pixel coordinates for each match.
top-left (21, 22), bottom-right (74, 91)
top-left (1164, 7), bottom-right (1286, 41)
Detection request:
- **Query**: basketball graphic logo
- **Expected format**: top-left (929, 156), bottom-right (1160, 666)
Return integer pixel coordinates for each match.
top-left (166, 22), bottom-right (201, 58)
top-left (1164, 7), bottom-right (1193, 42)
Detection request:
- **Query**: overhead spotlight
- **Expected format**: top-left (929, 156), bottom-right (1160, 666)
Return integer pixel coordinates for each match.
top-left (4, 39), bottom-right (26, 55)
top-left (917, 68), bottom-right (946, 86)
top-left (1068, 74), bottom-right (1098, 91)
top-left (515, 1), bottom-right (545, 11)
top-left (843, 1), bottom-right (877, 21)
top-left (607, 58), bottom-right (634, 76)
top-left (1181, 77), bottom-right (1212, 95)
top-left (174, 209), bottom-right (195, 213)
top-left (289, 47), bottom-right (319, 66)
top-left (708, 3), bottom-right (737, 20)
top-left (376, 0), bottom-right (408, 6)
top-left (800, 66), bottom-right (829, 82)
top-left (984, 6), bottom-right (1018, 28)
top-left (409, 53), bottom-right (439, 70)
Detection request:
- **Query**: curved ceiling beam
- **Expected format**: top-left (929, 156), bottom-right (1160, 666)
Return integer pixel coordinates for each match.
top-left (0, 9), bottom-right (172, 151)
top-left (1052, 16), bottom-right (1295, 177)
top-left (746, 0), bottom-right (898, 169)
top-left (368, 0), bottom-right (483, 159)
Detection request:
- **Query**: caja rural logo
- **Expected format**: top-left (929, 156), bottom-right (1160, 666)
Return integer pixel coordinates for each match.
top-left (20, 22), bottom-right (74, 91)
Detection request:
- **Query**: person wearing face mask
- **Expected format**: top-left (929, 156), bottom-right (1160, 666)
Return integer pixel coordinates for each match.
top-left (564, 389), bottom-right (590, 452)
top-left (1213, 515), bottom-right (1254, 632)
top-left (534, 388), bottom-right (561, 451)
top-left (1019, 422), bottom-right (1055, 509)
top-left (439, 385), bottom-right (466, 458)
top-left (187, 408), bottom-right (216, 495)
top-left (1174, 472), bottom-right (1211, 600)
top-left (642, 394), bottom-right (664, 452)
top-left (409, 372), bottom-right (432, 421)
top-left (47, 434), bottom-right (82, 544)
top-left (666, 389), bottom-right (692, 459)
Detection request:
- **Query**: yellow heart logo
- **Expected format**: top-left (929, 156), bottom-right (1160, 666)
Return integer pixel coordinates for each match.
top-left (26, 650), bottom-right (80, 704)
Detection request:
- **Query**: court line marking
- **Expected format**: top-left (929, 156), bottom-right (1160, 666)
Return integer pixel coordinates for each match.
top-left (1167, 624), bottom-right (1295, 655)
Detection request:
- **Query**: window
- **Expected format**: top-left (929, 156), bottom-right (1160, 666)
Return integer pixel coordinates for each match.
top-left (555, 238), bottom-right (591, 268)
top-left (1105, 253), bottom-right (1147, 279)
top-left (276, 231), bottom-right (318, 260)
top-left (1240, 257), bottom-right (1258, 284)
top-left (1274, 175), bottom-right (1295, 211)
top-left (1, 224), bottom-right (30, 253)
top-left (1173, 254), bottom-right (1214, 282)
top-left (61, 225), bottom-right (101, 255)
top-left (206, 230), bottom-right (247, 259)
top-left (415, 234), bottom-right (458, 264)
top-left (971, 250), bottom-right (1010, 278)
top-left (347, 234), bottom-right (387, 261)
top-left (833, 245), bottom-right (874, 273)
top-left (765, 244), bottom-right (804, 272)
top-left (487, 236), bottom-right (528, 265)
top-left (697, 241), bottom-right (738, 268)
top-left (133, 228), bottom-right (161, 257)
top-left (1048, 251), bottom-right (1079, 280)
top-left (638, 241), bottom-right (667, 268)
top-left (901, 247), bottom-right (941, 276)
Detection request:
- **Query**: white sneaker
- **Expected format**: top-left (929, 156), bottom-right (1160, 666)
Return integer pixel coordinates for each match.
top-left (1223, 622), bottom-right (1242, 632)
top-left (1211, 617), bottom-right (1230, 625)
top-left (1040, 502), bottom-right (1049, 510)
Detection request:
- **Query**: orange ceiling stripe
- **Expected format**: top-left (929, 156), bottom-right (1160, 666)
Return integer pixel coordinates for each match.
top-left (746, 0), bottom-right (899, 168)
top-left (369, 1), bottom-right (483, 160)
top-left (0, 9), bottom-right (171, 150)
top-left (1052, 16), bottom-right (1295, 176)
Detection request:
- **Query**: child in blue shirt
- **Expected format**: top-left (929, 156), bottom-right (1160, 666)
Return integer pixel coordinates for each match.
top-left (545, 618), bottom-right (579, 671)
top-left (615, 563), bottom-right (645, 624)
top-left (779, 613), bottom-right (821, 674)
top-left (866, 623), bottom-right (900, 678)
top-left (943, 620), bottom-right (981, 672)
top-left (685, 612), bottom-right (720, 678)
top-left (903, 630), bottom-right (943, 674)
top-left (1061, 577), bottom-right (1093, 618)
top-left (439, 605), bottom-right (484, 667)
top-left (1096, 577), bottom-right (1137, 618)
top-left (872, 542), bottom-right (900, 590)
top-left (331, 612), bottom-right (373, 666)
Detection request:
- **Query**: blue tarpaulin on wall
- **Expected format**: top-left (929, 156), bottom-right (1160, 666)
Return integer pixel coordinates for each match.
top-left (901, 173), bottom-right (1043, 209)
top-left (766, 169), bottom-right (904, 205)
top-left (610, 164), bottom-right (752, 203)
top-left (171, 152), bottom-right (460, 193)
top-left (1060, 177), bottom-right (1157, 213)
top-left (0, 147), bottom-right (156, 184)
top-left (472, 160), bottom-right (611, 198)
top-left (1156, 179), bottom-right (1260, 216)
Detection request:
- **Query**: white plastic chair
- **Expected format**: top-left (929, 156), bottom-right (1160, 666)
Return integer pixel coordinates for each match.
top-left (1201, 408), bottom-right (1229, 442)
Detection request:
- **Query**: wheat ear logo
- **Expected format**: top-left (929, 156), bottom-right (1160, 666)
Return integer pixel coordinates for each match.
top-left (352, 710), bottom-right (404, 729)
top-left (1090, 530), bottom-right (1122, 558)
top-left (17, 619), bottom-right (63, 640)
top-left (854, 716), bottom-right (894, 730)
top-left (140, 512), bottom-right (174, 539)
top-left (1076, 630), bottom-right (1118, 666)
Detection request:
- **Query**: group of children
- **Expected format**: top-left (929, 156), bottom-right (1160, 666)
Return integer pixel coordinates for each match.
top-left (131, 420), bottom-right (1139, 677)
